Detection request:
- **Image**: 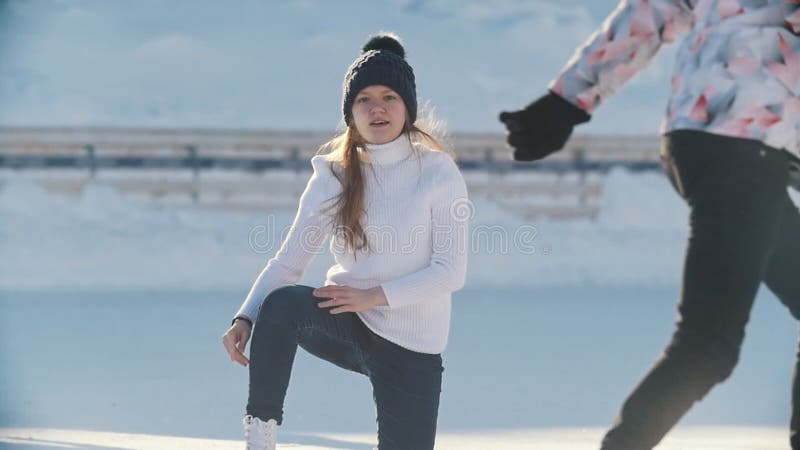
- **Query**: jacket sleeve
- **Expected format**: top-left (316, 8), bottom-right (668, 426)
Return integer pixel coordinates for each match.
top-left (379, 154), bottom-right (469, 309)
top-left (233, 155), bottom-right (338, 322)
top-left (550, 0), bottom-right (694, 113)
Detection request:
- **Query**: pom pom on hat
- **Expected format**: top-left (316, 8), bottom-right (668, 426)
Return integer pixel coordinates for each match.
top-left (361, 33), bottom-right (406, 59)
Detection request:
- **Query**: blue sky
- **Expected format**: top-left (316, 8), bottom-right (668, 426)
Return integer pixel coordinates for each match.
top-left (0, 0), bottom-right (680, 134)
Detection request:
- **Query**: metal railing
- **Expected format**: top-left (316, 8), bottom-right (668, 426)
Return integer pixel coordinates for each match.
top-left (0, 126), bottom-right (663, 174)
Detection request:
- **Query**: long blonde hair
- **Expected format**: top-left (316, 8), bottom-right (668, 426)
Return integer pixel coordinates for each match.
top-left (318, 109), bottom-right (450, 253)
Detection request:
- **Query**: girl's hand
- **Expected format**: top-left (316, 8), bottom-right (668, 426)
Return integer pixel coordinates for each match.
top-left (313, 285), bottom-right (388, 314)
top-left (222, 319), bottom-right (252, 367)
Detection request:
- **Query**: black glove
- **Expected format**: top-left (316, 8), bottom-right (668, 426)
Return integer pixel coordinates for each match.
top-left (499, 91), bottom-right (591, 161)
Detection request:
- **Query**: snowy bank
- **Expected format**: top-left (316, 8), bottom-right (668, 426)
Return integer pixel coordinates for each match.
top-left (0, 169), bottom-right (710, 291)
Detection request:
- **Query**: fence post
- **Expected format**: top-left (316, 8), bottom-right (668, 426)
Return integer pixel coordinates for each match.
top-left (290, 147), bottom-right (301, 173)
top-left (85, 144), bottom-right (96, 178)
top-left (187, 144), bottom-right (199, 204)
top-left (572, 146), bottom-right (588, 206)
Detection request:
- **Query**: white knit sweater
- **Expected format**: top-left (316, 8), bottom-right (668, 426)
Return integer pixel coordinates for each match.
top-left (234, 134), bottom-right (469, 354)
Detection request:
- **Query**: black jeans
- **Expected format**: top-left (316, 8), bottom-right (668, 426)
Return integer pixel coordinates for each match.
top-left (601, 130), bottom-right (800, 450)
top-left (246, 285), bottom-right (444, 450)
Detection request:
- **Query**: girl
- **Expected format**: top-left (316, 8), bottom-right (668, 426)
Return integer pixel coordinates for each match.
top-left (222, 33), bottom-right (469, 450)
top-left (500, 1), bottom-right (800, 449)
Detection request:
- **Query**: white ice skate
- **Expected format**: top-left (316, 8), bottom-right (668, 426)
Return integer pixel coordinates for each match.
top-left (243, 414), bottom-right (278, 450)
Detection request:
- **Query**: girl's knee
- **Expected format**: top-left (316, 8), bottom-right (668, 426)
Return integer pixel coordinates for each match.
top-left (256, 285), bottom-right (314, 323)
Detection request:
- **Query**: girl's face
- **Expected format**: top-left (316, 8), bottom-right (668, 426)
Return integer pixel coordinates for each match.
top-left (351, 85), bottom-right (407, 145)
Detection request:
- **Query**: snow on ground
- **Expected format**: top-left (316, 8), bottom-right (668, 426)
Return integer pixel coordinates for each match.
top-left (0, 426), bottom-right (790, 450)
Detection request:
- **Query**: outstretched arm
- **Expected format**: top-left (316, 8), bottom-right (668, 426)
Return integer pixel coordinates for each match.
top-left (550, 0), bottom-right (694, 112)
top-left (500, 0), bottom-right (694, 162)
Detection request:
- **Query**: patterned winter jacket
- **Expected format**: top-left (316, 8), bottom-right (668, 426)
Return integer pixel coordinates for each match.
top-left (550, 0), bottom-right (800, 158)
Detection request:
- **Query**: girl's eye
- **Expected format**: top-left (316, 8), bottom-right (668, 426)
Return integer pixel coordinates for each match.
top-left (357, 97), bottom-right (370, 103)
top-left (384, 95), bottom-right (396, 101)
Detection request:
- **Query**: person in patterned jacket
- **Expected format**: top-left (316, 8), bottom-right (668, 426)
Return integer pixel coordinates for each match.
top-left (499, 1), bottom-right (800, 449)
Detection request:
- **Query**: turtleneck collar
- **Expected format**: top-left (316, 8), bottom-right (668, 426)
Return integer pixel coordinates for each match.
top-left (359, 133), bottom-right (414, 166)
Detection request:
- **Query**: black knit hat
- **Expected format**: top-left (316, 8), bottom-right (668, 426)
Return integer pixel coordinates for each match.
top-left (342, 33), bottom-right (417, 126)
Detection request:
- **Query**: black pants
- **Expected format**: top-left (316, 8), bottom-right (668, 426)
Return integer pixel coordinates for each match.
top-left (246, 285), bottom-right (444, 450)
top-left (601, 130), bottom-right (800, 450)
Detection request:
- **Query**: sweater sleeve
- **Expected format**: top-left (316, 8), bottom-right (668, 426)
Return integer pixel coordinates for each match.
top-left (233, 155), bottom-right (338, 322)
top-left (549, 0), bottom-right (694, 113)
top-left (379, 154), bottom-right (469, 309)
